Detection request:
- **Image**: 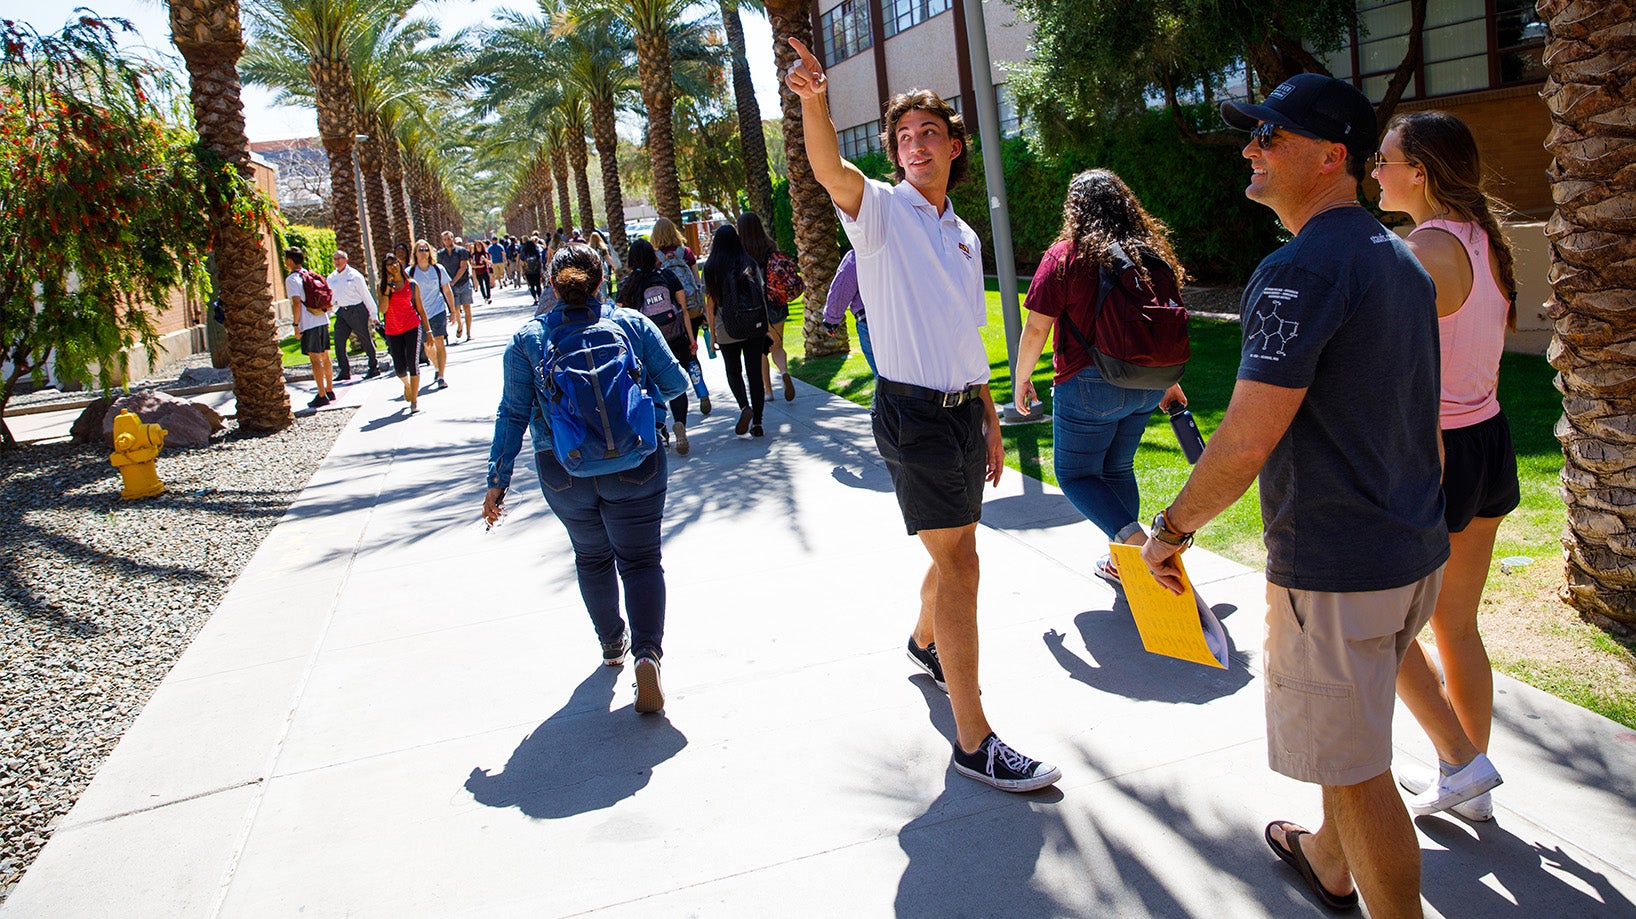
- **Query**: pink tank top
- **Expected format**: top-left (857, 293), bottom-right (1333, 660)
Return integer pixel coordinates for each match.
top-left (1413, 218), bottom-right (1507, 429)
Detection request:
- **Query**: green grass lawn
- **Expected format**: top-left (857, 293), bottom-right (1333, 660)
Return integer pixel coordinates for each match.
top-left (279, 331), bottom-right (389, 367)
top-left (785, 283), bottom-right (1563, 573)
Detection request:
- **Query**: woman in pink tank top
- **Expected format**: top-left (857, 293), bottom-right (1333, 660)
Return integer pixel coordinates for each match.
top-left (1374, 111), bottom-right (1521, 821)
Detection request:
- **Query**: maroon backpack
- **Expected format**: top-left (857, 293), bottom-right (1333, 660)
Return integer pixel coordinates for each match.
top-left (298, 268), bottom-right (334, 314)
top-left (1058, 243), bottom-right (1189, 389)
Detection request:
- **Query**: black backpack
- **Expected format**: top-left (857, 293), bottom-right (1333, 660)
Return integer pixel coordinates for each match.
top-left (1058, 242), bottom-right (1190, 390)
top-left (719, 259), bottom-right (769, 342)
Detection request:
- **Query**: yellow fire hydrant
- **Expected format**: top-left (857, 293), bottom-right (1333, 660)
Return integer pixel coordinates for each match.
top-left (110, 409), bottom-right (167, 500)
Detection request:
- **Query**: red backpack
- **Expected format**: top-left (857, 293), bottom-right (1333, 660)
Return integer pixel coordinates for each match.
top-left (1058, 243), bottom-right (1189, 389)
top-left (763, 250), bottom-right (802, 305)
top-left (298, 268), bottom-right (334, 313)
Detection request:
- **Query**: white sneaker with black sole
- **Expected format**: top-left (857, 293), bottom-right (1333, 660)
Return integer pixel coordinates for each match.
top-left (1399, 754), bottom-right (1501, 819)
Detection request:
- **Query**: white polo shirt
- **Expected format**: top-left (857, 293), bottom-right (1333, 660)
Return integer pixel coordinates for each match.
top-left (838, 178), bottom-right (988, 392)
top-left (286, 270), bottom-right (329, 333)
top-left (326, 265), bottom-right (378, 322)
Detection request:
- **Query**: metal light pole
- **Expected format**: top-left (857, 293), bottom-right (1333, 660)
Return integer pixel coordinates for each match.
top-left (351, 134), bottom-right (377, 290)
top-left (960, 0), bottom-right (1042, 425)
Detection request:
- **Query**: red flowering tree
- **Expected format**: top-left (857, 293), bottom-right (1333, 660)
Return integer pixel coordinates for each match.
top-left (0, 15), bottom-right (270, 447)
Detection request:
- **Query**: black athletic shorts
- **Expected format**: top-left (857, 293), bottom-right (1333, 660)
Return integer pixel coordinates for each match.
top-left (871, 385), bottom-right (985, 535)
top-left (1442, 409), bottom-right (1520, 533)
top-left (300, 325), bottom-right (331, 354)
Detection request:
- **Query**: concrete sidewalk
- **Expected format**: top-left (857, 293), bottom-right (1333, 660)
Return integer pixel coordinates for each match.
top-left (6, 284), bottom-right (1634, 917)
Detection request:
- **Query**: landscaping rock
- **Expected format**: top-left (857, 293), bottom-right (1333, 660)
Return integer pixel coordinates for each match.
top-left (100, 391), bottom-right (225, 449)
top-left (68, 397), bottom-right (115, 445)
top-left (177, 367), bottom-right (233, 388)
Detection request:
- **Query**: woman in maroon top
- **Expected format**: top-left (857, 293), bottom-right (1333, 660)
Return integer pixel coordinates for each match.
top-left (1013, 170), bottom-right (1187, 583)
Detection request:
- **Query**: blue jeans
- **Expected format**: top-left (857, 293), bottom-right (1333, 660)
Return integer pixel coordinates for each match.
top-left (534, 447), bottom-right (669, 659)
top-left (855, 318), bottom-right (878, 377)
top-left (1051, 367), bottom-right (1164, 541)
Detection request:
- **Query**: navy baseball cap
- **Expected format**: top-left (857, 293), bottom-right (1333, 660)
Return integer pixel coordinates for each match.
top-left (1221, 73), bottom-right (1379, 161)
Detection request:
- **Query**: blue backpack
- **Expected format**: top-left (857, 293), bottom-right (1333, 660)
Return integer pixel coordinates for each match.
top-left (536, 304), bottom-right (657, 474)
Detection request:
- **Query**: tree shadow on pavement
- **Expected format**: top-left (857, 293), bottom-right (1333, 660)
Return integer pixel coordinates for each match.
top-left (893, 679), bottom-right (1073, 918)
top-left (464, 665), bottom-right (687, 819)
top-left (1418, 815), bottom-right (1636, 916)
top-left (1042, 601), bottom-right (1252, 704)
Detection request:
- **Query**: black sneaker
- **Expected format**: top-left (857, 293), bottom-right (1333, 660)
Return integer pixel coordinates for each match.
top-left (601, 629), bottom-right (629, 666)
top-left (634, 653), bottom-right (664, 713)
top-left (953, 733), bottom-right (1062, 792)
top-left (307, 394), bottom-right (329, 408)
top-left (906, 636), bottom-right (947, 693)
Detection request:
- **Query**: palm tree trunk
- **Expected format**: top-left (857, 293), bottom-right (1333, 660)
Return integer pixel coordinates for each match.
top-left (721, 0), bottom-right (774, 224)
top-left (169, 0), bottom-right (292, 433)
top-left (310, 56), bottom-right (363, 259)
top-left (357, 116), bottom-right (391, 280)
top-left (381, 131), bottom-right (411, 252)
top-left (590, 98), bottom-right (629, 264)
top-left (635, 29), bottom-right (682, 228)
top-left (767, 2), bottom-right (845, 358)
top-left (1540, 0), bottom-right (1636, 625)
top-left (569, 126), bottom-right (596, 237)
top-left (552, 147), bottom-right (573, 235)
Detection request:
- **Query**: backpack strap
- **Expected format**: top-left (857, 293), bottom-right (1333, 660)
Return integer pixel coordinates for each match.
top-left (1055, 252), bottom-right (1117, 358)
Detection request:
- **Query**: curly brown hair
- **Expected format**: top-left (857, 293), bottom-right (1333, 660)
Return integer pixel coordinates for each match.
top-left (548, 243), bottom-right (603, 304)
top-left (880, 89), bottom-right (969, 188)
top-left (1054, 169), bottom-right (1184, 285)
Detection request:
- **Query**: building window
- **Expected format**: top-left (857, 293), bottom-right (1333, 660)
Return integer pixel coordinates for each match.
top-left (996, 84), bottom-right (1023, 137)
top-left (820, 0), bottom-right (872, 67)
top-left (839, 121), bottom-right (882, 160)
top-left (883, 0), bottom-right (950, 39)
top-left (1315, 0), bottom-right (1547, 101)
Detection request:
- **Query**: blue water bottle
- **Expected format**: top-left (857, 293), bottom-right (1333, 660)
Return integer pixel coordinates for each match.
top-left (1168, 404), bottom-right (1207, 464)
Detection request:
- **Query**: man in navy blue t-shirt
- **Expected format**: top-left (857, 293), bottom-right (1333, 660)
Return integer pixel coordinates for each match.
top-left (1142, 75), bottom-right (1448, 917)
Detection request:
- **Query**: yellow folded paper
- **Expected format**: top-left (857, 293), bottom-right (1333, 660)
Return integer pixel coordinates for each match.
top-left (1107, 544), bottom-right (1228, 669)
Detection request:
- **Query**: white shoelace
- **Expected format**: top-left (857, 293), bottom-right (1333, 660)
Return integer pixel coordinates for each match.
top-left (988, 738), bottom-right (1035, 776)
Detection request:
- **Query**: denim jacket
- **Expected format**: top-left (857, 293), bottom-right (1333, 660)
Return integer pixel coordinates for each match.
top-left (487, 300), bottom-right (688, 489)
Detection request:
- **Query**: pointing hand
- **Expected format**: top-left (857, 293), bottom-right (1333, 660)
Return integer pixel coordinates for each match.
top-left (785, 37), bottom-right (828, 99)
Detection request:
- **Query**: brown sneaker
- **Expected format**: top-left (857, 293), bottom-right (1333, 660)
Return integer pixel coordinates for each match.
top-left (783, 373), bottom-right (795, 401)
top-left (634, 654), bottom-right (664, 713)
top-left (674, 422), bottom-right (690, 455)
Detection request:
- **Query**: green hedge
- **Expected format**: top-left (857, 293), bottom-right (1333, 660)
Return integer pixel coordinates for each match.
top-left (280, 224), bottom-right (337, 276)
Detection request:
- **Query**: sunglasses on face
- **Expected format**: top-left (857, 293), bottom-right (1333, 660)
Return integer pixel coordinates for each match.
top-left (1251, 121), bottom-right (1321, 149)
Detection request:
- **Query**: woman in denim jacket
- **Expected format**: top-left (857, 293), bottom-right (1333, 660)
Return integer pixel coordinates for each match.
top-left (484, 244), bottom-right (688, 714)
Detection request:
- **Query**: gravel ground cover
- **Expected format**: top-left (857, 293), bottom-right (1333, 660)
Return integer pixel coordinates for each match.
top-left (0, 408), bottom-right (355, 901)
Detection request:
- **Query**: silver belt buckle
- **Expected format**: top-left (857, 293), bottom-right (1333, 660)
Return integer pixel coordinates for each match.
top-left (941, 390), bottom-right (963, 408)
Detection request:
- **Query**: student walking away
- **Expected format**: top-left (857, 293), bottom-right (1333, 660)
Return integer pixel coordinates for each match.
top-left (737, 211), bottom-right (800, 401)
top-left (787, 39), bottom-right (1060, 792)
top-left (483, 244), bottom-right (688, 713)
top-left (822, 248), bottom-right (876, 375)
top-left (520, 235), bottom-right (544, 300)
top-left (652, 216), bottom-right (711, 415)
top-left (283, 246), bottom-right (336, 408)
top-left (377, 253), bottom-right (431, 413)
top-left (472, 242), bottom-right (494, 303)
top-left (488, 237), bottom-right (507, 289)
top-left (1013, 170), bottom-right (1190, 585)
top-left (1376, 110), bottom-right (1516, 823)
top-left (702, 225), bottom-right (772, 438)
top-left (438, 231), bottom-right (474, 341)
top-left (590, 230), bottom-right (622, 300)
top-left (1141, 75), bottom-right (1449, 916)
top-left (327, 249), bottom-right (381, 381)
top-left (620, 239), bottom-right (696, 454)
top-left (505, 236), bottom-right (522, 287)
top-left (410, 239), bottom-right (456, 389)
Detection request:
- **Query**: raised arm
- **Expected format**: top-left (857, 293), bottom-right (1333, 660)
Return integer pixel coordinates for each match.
top-left (785, 37), bottom-right (866, 219)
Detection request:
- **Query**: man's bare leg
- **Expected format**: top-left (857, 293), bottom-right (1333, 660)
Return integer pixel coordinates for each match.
top-left (1277, 773), bottom-right (1421, 918)
top-left (917, 523), bottom-right (991, 752)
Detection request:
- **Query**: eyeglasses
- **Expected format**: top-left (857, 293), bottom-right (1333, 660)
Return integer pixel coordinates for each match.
top-left (1250, 121), bottom-right (1320, 149)
top-left (416, 247), bottom-right (431, 252)
top-left (1372, 159), bottom-right (1417, 169)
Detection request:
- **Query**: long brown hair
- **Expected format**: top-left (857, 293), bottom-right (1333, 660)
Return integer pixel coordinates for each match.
top-left (1055, 169), bottom-right (1184, 284)
top-left (1386, 110), bottom-right (1518, 329)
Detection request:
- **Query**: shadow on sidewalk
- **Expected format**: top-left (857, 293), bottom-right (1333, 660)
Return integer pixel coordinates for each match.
top-left (893, 680), bottom-right (1073, 917)
top-left (1418, 816), bottom-right (1636, 916)
top-left (1042, 601), bottom-right (1251, 704)
top-left (464, 665), bottom-right (687, 818)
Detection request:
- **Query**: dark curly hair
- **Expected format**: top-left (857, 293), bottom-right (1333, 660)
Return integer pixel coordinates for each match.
top-left (1055, 169), bottom-right (1184, 285)
top-left (549, 243), bottom-right (603, 305)
top-left (880, 89), bottom-right (968, 188)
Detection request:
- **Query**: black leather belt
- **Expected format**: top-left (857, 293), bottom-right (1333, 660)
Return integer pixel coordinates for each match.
top-left (878, 379), bottom-right (982, 408)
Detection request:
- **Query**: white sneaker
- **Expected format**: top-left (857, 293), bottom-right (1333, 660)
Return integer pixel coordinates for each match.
top-left (1399, 753), bottom-right (1502, 818)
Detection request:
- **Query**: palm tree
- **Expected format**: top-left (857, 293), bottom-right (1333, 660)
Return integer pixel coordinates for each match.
top-left (557, 95), bottom-right (598, 236)
top-left (588, 0), bottom-right (701, 229)
top-left (719, 0), bottom-right (773, 223)
top-left (1540, 0), bottom-right (1636, 625)
top-left (168, 0), bottom-right (293, 432)
top-left (243, 0), bottom-right (403, 261)
top-left (551, 7), bottom-right (639, 260)
top-left (764, 0), bottom-right (844, 358)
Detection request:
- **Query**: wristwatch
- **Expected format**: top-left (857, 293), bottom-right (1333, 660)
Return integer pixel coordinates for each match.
top-left (1151, 508), bottom-right (1195, 549)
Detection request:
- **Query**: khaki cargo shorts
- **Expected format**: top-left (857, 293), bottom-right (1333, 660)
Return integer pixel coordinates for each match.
top-left (1264, 567), bottom-right (1444, 786)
